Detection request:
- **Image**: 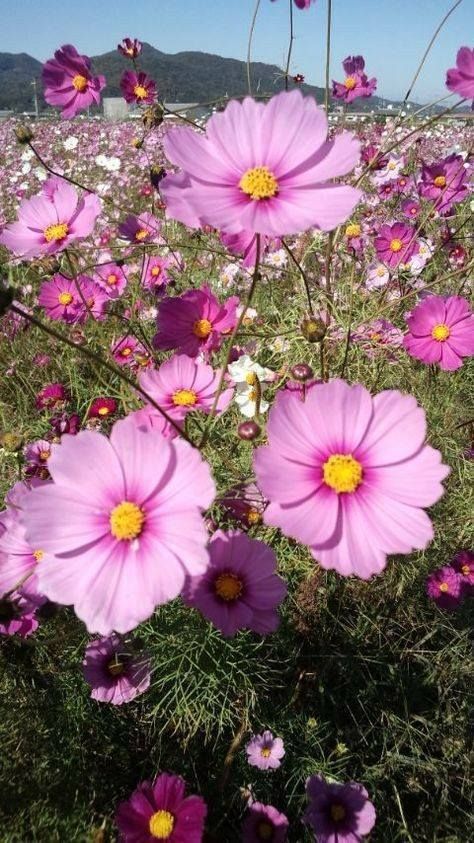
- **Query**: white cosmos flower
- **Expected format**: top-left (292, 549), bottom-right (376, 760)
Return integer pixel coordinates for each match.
top-left (228, 354), bottom-right (273, 386)
top-left (63, 136), bottom-right (79, 151)
top-left (234, 383), bottom-right (269, 418)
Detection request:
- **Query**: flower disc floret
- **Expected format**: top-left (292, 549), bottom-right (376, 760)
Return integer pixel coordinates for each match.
top-left (239, 166), bottom-right (279, 200)
top-left (431, 323), bottom-right (450, 342)
top-left (72, 74), bottom-right (88, 91)
top-left (214, 571), bottom-right (243, 601)
top-left (323, 454), bottom-right (362, 494)
top-left (44, 222), bottom-right (69, 242)
top-left (149, 810), bottom-right (175, 838)
top-left (109, 501), bottom-right (144, 541)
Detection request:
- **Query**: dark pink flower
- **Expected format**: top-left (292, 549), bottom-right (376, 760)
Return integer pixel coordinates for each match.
top-left (332, 55), bottom-right (377, 103)
top-left (220, 482), bottom-right (267, 528)
top-left (426, 566), bottom-right (463, 611)
top-left (418, 154), bottom-right (469, 214)
top-left (88, 397), bottom-right (118, 420)
top-left (120, 70), bottom-right (157, 105)
top-left (116, 773), bottom-right (207, 842)
top-left (304, 774), bottom-right (376, 842)
top-left (451, 550), bottom-right (474, 593)
top-left (446, 46), bottom-right (474, 102)
top-left (35, 383), bottom-right (69, 411)
top-left (375, 222), bottom-right (418, 268)
top-left (402, 198), bottom-right (421, 219)
top-left (153, 285), bottom-right (239, 357)
top-left (117, 38), bottom-right (142, 59)
top-left (242, 801), bottom-right (289, 842)
top-left (404, 295), bottom-right (474, 371)
top-left (83, 633), bottom-right (150, 705)
top-left (42, 44), bottom-right (106, 119)
top-left (141, 255), bottom-right (174, 292)
top-left (38, 275), bottom-right (83, 323)
top-left (0, 590), bottom-right (42, 638)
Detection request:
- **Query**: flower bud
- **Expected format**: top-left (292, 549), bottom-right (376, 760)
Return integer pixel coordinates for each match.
top-left (290, 363), bottom-right (314, 382)
top-left (15, 125), bottom-right (34, 145)
top-left (237, 420), bottom-right (261, 441)
top-left (301, 316), bottom-right (326, 343)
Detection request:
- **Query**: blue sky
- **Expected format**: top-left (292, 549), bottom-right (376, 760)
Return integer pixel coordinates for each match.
top-left (2, 0), bottom-right (472, 102)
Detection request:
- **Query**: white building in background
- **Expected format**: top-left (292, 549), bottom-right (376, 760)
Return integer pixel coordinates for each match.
top-left (103, 98), bottom-right (130, 121)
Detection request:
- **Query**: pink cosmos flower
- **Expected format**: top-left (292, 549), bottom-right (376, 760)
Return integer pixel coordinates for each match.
top-left (22, 419), bottom-right (215, 634)
top-left (375, 222), bottom-right (418, 268)
top-left (83, 633), bottom-right (151, 705)
top-left (254, 380), bottom-right (449, 579)
top-left (141, 255), bottom-right (174, 292)
top-left (0, 590), bottom-right (41, 638)
top-left (161, 90), bottom-right (361, 237)
top-left (246, 731), bottom-right (285, 770)
top-left (76, 276), bottom-right (109, 321)
top-left (304, 774), bottom-right (376, 843)
top-left (117, 38), bottom-right (142, 59)
top-left (403, 295), bottom-right (474, 371)
top-left (0, 506), bottom-right (48, 598)
top-left (94, 262), bottom-right (128, 298)
top-left (425, 566), bottom-right (463, 611)
top-left (38, 275), bottom-right (83, 323)
top-left (0, 180), bottom-right (101, 259)
top-left (120, 70), bottom-right (157, 105)
top-left (139, 354), bottom-right (234, 421)
top-left (153, 285), bottom-right (239, 357)
top-left (332, 55), bottom-right (377, 103)
top-left (118, 212), bottom-right (161, 244)
top-left (452, 550), bottom-right (474, 593)
top-left (446, 46), bottom-right (474, 103)
top-left (24, 440), bottom-right (52, 470)
top-left (116, 773), bottom-right (207, 842)
top-left (111, 336), bottom-right (146, 367)
top-left (402, 198), bottom-right (421, 219)
top-left (42, 44), bottom-right (106, 119)
top-left (182, 529), bottom-right (287, 637)
top-left (242, 801), bottom-right (289, 842)
top-left (35, 383), bottom-right (69, 411)
top-left (220, 482), bottom-right (267, 528)
top-left (418, 154), bottom-right (469, 214)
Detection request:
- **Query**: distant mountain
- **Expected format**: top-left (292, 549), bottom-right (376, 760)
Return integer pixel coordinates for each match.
top-left (0, 44), bottom-right (442, 115)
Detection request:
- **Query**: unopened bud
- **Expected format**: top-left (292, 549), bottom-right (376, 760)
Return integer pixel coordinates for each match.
top-left (15, 125), bottom-right (34, 145)
top-left (301, 317), bottom-right (326, 343)
top-left (290, 363), bottom-right (314, 382)
top-left (237, 420), bottom-right (261, 441)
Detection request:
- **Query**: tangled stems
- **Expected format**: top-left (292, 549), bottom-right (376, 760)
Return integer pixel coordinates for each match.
top-left (199, 235), bottom-right (262, 449)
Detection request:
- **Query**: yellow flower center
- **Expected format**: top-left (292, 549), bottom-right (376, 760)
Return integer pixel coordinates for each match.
top-left (58, 291), bottom-right (74, 306)
top-left (33, 549), bottom-right (44, 562)
top-left (172, 389), bottom-right (198, 407)
top-left (72, 74), bottom-right (88, 92)
top-left (330, 803), bottom-right (346, 822)
top-left (247, 508), bottom-right (262, 525)
top-left (133, 84), bottom-right (148, 99)
top-left (215, 572), bottom-right (243, 601)
top-left (109, 501), bottom-right (144, 541)
top-left (39, 450), bottom-right (50, 462)
top-left (387, 161), bottom-right (397, 170)
top-left (135, 228), bottom-right (149, 241)
top-left (245, 372), bottom-right (258, 385)
top-left (389, 238), bottom-right (403, 252)
top-left (44, 222), bottom-right (69, 242)
top-left (98, 406), bottom-right (110, 416)
top-left (121, 347), bottom-right (133, 357)
top-left (107, 274), bottom-right (118, 286)
top-left (239, 166), bottom-right (279, 200)
top-left (431, 323), bottom-right (450, 342)
top-left (256, 820), bottom-right (274, 840)
top-left (107, 658), bottom-right (125, 677)
top-left (323, 454), bottom-right (363, 494)
top-left (149, 810), bottom-right (175, 839)
top-left (434, 175), bottom-right (446, 188)
top-left (260, 747), bottom-right (272, 758)
top-left (345, 223), bottom-right (361, 238)
top-left (439, 582), bottom-right (449, 593)
top-left (461, 564), bottom-right (470, 576)
top-left (344, 76), bottom-right (357, 90)
top-left (376, 266), bottom-right (386, 277)
top-left (370, 332), bottom-right (381, 342)
top-left (151, 266), bottom-right (161, 277)
top-left (193, 318), bottom-right (212, 339)
top-left (126, 47), bottom-right (135, 56)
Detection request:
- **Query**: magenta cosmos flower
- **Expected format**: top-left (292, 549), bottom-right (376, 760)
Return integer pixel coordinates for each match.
top-left (88, 397), bottom-right (118, 420)
top-left (153, 285), bottom-right (239, 357)
top-left (35, 382), bottom-right (69, 411)
top-left (116, 772), bottom-right (207, 842)
top-left (42, 44), bottom-right (106, 118)
top-left (375, 222), bottom-right (418, 268)
top-left (404, 295), bottom-right (474, 371)
top-left (452, 550), bottom-right (474, 594)
top-left (141, 255), bottom-right (174, 292)
top-left (120, 70), bottom-right (157, 105)
top-left (254, 380), bottom-right (449, 579)
top-left (83, 633), bottom-right (151, 705)
top-left (139, 354), bottom-right (234, 421)
top-left (182, 529), bottom-right (287, 637)
top-left (304, 775), bottom-right (376, 843)
top-left (94, 262), bottom-right (128, 298)
top-left (161, 90), bottom-right (361, 237)
top-left (446, 46), bottom-right (474, 103)
top-left (242, 801), bottom-right (289, 842)
top-left (332, 56), bottom-right (377, 104)
top-left (271, 0), bottom-right (316, 8)
top-left (425, 566), bottom-right (463, 611)
top-left (21, 419), bottom-right (215, 634)
top-left (118, 212), bottom-right (161, 244)
top-left (118, 38), bottom-right (143, 59)
top-left (418, 154), bottom-right (469, 214)
top-left (246, 731), bottom-right (285, 770)
top-left (0, 180), bottom-right (101, 259)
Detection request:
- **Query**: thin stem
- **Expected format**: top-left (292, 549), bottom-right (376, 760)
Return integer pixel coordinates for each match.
top-left (247, 0), bottom-right (262, 95)
top-left (284, 0), bottom-right (294, 91)
top-left (402, 0), bottom-right (464, 103)
top-left (281, 238), bottom-right (315, 313)
top-left (339, 260), bottom-right (356, 379)
top-left (199, 235), bottom-right (262, 449)
top-left (324, 0), bottom-right (333, 112)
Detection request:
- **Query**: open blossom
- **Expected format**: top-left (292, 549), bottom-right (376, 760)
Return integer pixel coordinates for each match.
top-left (83, 634), bottom-right (151, 705)
top-left (118, 211), bottom-right (161, 243)
top-left (0, 179), bottom-right (101, 259)
top-left (452, 550), bottom-right (474, 593)
top-left (139, 354), bottom-right (234, 421)
top-left (426, 566), bottom-right (463, 611)
top-left (88, 397), bottom-right (118, 420)
top-left (375, 222), bottom-right (418, 268)
top-left (446, 46), bottom-right (474, 102)
top-left (21, 420), bottom-right (215, 634)
top-left (0, 590), bottom-right (42, 638)
top-left (404, 295), bottom-right (474, 371)
top-left (418, 154), bottom-right (469, 214)
top-left (42, 44), bottom-right (106, 119)
top-left (120, 70), bottom-right (157, 105)
top-left (141, 255), bottom-right (174, 292)
top-left (94, 262), bottom-right (128, 298)
top-left (246, 731), bottom-right (285, 770)
top-left (35, 383), bottom-right (68, 411)
top-left (111, 336), bottom-right (149, 368)
top-left (116, 773), bottom-right (207, 842)
top-left (254, 380), bottom-right (449, 579)
top-left (153, 285), bottom-right (239, 357)
top-left (365, 262), bottom-right (390, 290)
top-left (0, 498), bottom-right (48, 599)
top-left (162, 90), bottom-right (361, 237)
top-left (304, 775), bottom-right (376, 842)
top-left (117, 38), bottom-right (142, 59)
top-left (220, 482), bottom-right (267, 528)
top-left (242, 801), bottom-right (289, 842)
top-left (332, 55), bottom-right (377, 103)
top-left (38, 275), bottom-right (83, 323)
top-left (182, 529), bottom-right (287, 637)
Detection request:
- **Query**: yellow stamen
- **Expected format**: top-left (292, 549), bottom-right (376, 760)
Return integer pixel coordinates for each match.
top-left (110, 501), bottom-right (144, 541)
top-left (151, 266), bottom-right (161, 277)
top-left (33, 549), bottom-right (44, 562)
top-left (44, 222), bottom-right (69, 242)
top-left (376, 267), bottom-right (386, 277)
top-left (246, 372), bottom-right (258, 385)
top-left (172, 389), bottom-right (197, 407)
top-left (239, 166), bottom-right (278, 200)
top-left (389, 238), bottom-right (403, 252)
top-left (323, 454), bottom-right (362, 494)
top-left (107, 274), bottom-right (118, 286)
top-left (247, 508), bottom-right (262, 525)
top-left (345, 223), bottom-right (361, 238)
top-left (215, 572), bottom-right (243, 601)
top-left (72, 74), bottom-right (88, 92)
top-left (439, 582), bottom-right (449, 593)
top-left (135, 228), bottom-right (149, 241)
top-left (120, 347), bottom-right (133, 357)
top-left (431, 323), bottom-right (450, 342)
top-left (98, 406), bottom-right (110, 416)
top-left (330, 804), bottom-right (346, 822)
top-left (260, 747), bottom-right (272, 758)
top-left (133, 84), bottom-right (148, 100)
top-left (344, 76), bottom-right (357, 90)
top-left (461, 564), bottom-right (470, 576)
top-left (39, 450), bottom-right (50, 462)
top-left (193, 318), bottom-right (212, 339)
top-left (149, 810), bottom-right (175, 839)
top-left (58, 291), bottom-right (73, 306)
top-left (434, 175), bottom-right (446, 188)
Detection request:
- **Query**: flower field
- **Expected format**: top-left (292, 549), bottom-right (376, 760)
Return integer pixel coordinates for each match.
top-left (0, 6), bottom-right (473, 842)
